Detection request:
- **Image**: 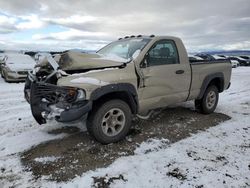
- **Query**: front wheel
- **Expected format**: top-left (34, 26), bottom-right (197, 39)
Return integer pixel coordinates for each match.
top-left (1, 69), bottom-right (5, 78)
top-left (87, 99), bottom-right (132, 144)
top-left (195, 85), bottom-right (219, 114)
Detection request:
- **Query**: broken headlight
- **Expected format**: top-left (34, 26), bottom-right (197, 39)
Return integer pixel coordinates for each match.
top-left (64, 88), bottom-right (86, 103)
top-left (76, 89), bottom-right (86, 101)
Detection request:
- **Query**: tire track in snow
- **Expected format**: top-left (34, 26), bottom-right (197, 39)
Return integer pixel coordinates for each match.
top-left (0, 97), bottom-right (25, 104)
top-left (0, 111), bottom-right (32, 123)
top-left (0, 103), bottom-right (29, 112)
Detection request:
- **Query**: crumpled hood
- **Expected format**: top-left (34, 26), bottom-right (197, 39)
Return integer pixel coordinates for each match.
top-left (57, 62), bottom-right (137, 99)
top-left (56, 51), bottom-right (129, 71)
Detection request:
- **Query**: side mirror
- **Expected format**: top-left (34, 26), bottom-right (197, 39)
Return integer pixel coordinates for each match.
top-left (140, 53), bottom-right (149, 68)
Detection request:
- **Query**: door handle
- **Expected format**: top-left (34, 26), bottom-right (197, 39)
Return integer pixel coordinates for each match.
top-left (175, 70), bottom-right (184, 74)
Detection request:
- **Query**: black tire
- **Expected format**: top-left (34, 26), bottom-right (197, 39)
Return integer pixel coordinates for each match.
top-left (195, 85), bottom-right (219, 114)
top-left (1, 69), bottom-right (4, 78)
top-left (2, 71), bottom-right (8, 82)
top-left (87, 99), bottom-right (132, 144)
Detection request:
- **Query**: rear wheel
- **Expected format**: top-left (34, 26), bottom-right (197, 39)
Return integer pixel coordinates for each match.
top-left (87, 99), bottom-right (132, 144)
top-left (195, 85), bottom-right (219, 114)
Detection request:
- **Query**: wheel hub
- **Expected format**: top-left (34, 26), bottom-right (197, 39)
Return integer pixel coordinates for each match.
top-left (206, 90), bottom-right (216, 109)
top-left (101, 108), bottom-right (126, 137)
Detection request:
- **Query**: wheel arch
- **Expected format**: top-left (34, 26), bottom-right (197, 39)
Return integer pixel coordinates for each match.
top-left (197, 72), bottom-right (224, 99)
top-left (90, 83), bottom-right (138, 114)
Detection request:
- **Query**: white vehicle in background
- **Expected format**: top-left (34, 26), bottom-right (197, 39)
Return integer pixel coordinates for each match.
top-left (230, 59), bottom-right (239, 68)
top-left (34, 52), bottom-right (51, 63)
top-left (0, 54), bottom-right (4, 61)
top-left (0, 53), bottom-right (36, 82)
top-left (0, 54), bottom-right (4, 74)
top-left (229, 56), bottom-right (249, 66)
top-left (211, 55), bottom-right (226, 60)
top-left (216, 55), bottom-right (239, 68)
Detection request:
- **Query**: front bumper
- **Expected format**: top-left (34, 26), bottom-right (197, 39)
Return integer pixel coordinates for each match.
top-left (5, 71), bottom-right (27, 82)
top-left (25, 77), bottom-right (92, 124)
top-left (56, 101), bottom-right (92, 122)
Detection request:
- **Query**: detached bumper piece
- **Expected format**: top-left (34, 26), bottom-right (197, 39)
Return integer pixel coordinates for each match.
top-left (24, 77), bottom-right (32, 103)
top-left (30, 82), bottom-right (91, 124)
top-left (56, 102), bottom-right (91, 122)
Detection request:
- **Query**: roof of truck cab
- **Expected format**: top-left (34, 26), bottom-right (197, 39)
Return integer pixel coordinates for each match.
top-left (152, 36), bottom-right (181, 40)
top-left (118, 36), bottom-right (181, 41)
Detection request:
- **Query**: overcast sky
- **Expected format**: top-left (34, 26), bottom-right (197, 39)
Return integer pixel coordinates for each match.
top-left (0, 0), bottom-right (249, 52)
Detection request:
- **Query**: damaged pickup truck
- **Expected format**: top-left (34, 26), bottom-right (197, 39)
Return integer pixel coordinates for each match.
top-left (24, 35), bottom-right (232, 144)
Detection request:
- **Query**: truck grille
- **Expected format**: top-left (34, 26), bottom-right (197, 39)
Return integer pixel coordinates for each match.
top-left (31, 83), bottom-right (61, 104)
top-left (31, 83), bottom-right (77, 104)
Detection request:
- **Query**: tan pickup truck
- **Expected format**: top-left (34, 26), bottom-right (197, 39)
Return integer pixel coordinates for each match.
top-left (24, 35), bottom-right (232, 144)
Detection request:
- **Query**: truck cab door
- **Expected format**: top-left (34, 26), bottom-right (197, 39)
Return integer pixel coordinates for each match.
top-left (139, 39), bottom-right (191, 111)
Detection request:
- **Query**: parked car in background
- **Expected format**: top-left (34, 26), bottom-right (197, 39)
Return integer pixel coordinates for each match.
top-left (1, 54), bottom-right (36, 82)
top-left (0, 54), bottom-right (4, 72)
top-left (230, 59), bottom-right (239, 68)
top-left (34, 52), bottom-right (51, 63)
top-left (218, 55), bottom-right (227, 58)
top-left (239, 56), bottom-right (250, 66)
top-left (0, 54), bottom-right (4, 60)
top-left (228, 56), bottom-right (250, 66)
top-left (214, 55), bottom-right (238, 68)
top-left (195, 53), bottom-right (216, 61)
top-left (239, 55), bottom-right (250, 59)
top-left (188, 55), bottom-right (204, 62)
top-left (211, 55), bottom-right (226, 60)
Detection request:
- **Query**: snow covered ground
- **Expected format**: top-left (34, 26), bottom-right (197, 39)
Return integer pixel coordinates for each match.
top-left (0, 67), bottom-right (249, 187)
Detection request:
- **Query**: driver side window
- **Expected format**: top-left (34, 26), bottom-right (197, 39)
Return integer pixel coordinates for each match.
top-left (147, 40), bottom-right (179, 66)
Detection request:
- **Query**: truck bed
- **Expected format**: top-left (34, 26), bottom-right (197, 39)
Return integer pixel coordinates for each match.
top-left (188, 60), bottom-right (232, 100)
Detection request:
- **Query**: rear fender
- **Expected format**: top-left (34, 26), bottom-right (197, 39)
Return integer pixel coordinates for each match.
top-left (197, 72), bottom-right (224, 99)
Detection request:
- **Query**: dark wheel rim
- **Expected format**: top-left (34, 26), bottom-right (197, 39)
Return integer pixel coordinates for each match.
top-left (206, 90), bottom-right (216, 109)
top-left (101, 108), bottom-right (126, 137)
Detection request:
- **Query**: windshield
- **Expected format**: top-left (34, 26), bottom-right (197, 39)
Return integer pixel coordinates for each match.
top-left (97, 38), bottom-right (151, 60)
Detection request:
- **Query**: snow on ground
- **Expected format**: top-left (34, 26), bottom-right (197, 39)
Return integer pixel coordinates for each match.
top-left (0, 79), bottom-right (70, 156)
top-left (0, 67), bottom-right (250, 187)
top-left (34, 156), bottom-right (61, 164)
top-left (0, 78), bottom-right (85, 188)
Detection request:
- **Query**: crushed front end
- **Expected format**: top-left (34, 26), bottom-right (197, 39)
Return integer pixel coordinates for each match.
top-left (24, 55), bottom-right (92, 125)
top-left (29, 82), bottom-right (91, 124)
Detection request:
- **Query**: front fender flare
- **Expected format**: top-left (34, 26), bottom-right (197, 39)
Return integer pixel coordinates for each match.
top-left (90, 83), bottom-right (138, 113)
